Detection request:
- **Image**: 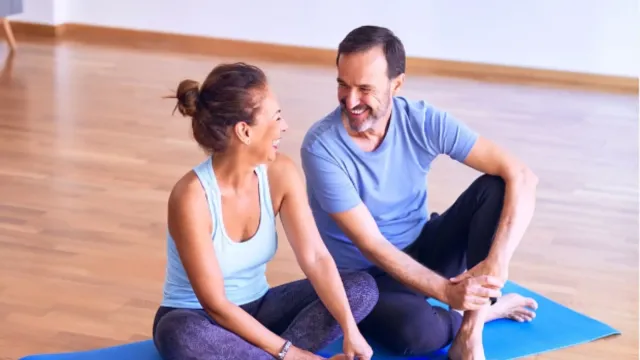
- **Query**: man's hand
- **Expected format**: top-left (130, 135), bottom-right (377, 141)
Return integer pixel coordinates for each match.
top-left (444, 275), bottom-right (503, 311)
top-left (450, 257), bottom-right (509, 285)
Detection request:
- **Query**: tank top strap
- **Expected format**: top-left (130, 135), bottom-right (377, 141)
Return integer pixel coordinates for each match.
top-left (191, 157), bottom-right (221, 230)
top-left (161, 157), bottom-right (278, 308)
top-left (192, 158), bottom-right (275, 226)
top-left (254, 163), bottom-right (275, 221)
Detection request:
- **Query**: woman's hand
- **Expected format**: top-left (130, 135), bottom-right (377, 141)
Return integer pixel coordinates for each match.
top-left (342, 328), bottom-right (373, 360)
top-left (285, 345), bottom-right (325, 359)
top-left (270, 154), bottom-right (373, 360)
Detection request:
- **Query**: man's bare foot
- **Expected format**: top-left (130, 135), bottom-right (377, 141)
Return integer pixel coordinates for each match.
top-left (486, 293), bottom-right (538, 323)
top-left (447, 326), bottom-right (485, 360)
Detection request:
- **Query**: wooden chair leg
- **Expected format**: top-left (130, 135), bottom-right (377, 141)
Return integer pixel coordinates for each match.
top-left (1, 18), bottom-right (17, 51)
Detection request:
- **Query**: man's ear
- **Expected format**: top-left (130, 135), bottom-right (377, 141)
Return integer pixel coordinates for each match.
top-left (391, 73), bottom-right (405, 95)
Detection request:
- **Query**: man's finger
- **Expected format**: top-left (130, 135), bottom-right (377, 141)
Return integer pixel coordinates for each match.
top-left (472, 285), bottom-right (502, 298)
top-left (475, 275), bottom-right (504, 288)
top-left (450, 271), bottom-right (470, 283)
top-left (462, 302), bottom-right (483, 311)
top-left (466, 295), bottom-right (490, 309)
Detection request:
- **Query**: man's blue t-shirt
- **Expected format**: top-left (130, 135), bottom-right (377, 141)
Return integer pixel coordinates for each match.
top-left (300, 96), bottom-right (479, 271)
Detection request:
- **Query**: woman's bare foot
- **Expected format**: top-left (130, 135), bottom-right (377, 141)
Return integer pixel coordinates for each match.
top-left (447, 326), bottom-right (486, 360)
top-left (486, 293), bottom-right (538, 323)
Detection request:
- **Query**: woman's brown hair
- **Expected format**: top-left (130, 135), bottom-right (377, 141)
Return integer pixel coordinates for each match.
top-left (170, 62), bottom-right (268, 154)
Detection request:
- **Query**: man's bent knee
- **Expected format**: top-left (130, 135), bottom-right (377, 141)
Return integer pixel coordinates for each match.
top-left (389, 317), bottom-right (456, 356)
top-left (365, 301), bottom-right (461, 356)
top-left (474, 174), bottom-right (506, 194)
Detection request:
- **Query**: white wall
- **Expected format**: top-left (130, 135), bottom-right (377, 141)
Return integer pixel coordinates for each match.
top-left (10, 0), bottom-right (639, 78)
top-left (10, 0), bottom-right (57, 25)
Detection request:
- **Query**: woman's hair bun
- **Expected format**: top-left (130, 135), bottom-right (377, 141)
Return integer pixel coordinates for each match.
top-left (174, 79), bottom-right (200, 117)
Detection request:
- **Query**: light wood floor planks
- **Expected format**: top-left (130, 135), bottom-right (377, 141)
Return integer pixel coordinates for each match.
top-left (0, 39), bottom-right (637, 360)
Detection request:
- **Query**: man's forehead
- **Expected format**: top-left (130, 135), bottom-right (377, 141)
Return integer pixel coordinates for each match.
top-left (337, 53), bottom-right (387, 84)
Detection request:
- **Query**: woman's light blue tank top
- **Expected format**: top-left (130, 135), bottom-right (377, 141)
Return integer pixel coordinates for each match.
top-left (161, 157), bottom-right (278, 308)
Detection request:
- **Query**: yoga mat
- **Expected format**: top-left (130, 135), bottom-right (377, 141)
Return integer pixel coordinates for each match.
top-left (19, 341), bottom-right (161, 360)
top-left (318, 281), bottom-right (620, 359)
top-left (18, 281), bottom-right (619, 360)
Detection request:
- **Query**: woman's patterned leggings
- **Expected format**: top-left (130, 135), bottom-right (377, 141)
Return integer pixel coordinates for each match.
top-left (152, 271), bottom-right (379, 359)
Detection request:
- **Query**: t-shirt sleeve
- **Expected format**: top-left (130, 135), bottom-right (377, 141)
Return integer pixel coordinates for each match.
top-left (300, 147), bottom-right (362, 214)
top-left (422, 103), bottom-right (479, 162)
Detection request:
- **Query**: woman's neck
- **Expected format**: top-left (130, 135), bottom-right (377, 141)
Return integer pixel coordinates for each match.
top-left (210, 152), bottom-right (258, 193)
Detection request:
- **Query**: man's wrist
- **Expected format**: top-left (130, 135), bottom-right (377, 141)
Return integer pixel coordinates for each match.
top-left (487, 250), bottom-right (511, 269)
top-left (432, 276), bottom-right (452, 304)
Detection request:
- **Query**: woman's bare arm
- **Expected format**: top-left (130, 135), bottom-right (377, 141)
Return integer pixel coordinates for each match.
top-left (167, 172), bottom-right (319, 359)
top-left (268, 154), bottom-right (360, 336)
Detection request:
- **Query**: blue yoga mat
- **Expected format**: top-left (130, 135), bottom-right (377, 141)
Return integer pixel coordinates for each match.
top-left (318, 281), bottom-right (620, 359)
top-left (19, 341), bottom-right (161, 360)
top-left (19, 281), bottom-right (619, 360)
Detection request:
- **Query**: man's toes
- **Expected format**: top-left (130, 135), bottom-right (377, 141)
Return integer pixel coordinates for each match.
top-left (515, 309), bottom-right (535, 321)
top-left (522, 312), bottom-right (535, 321)
top-left (525, 297), bottom-right (538, 309)
top-left (518, 308), bottom-right (535, 316)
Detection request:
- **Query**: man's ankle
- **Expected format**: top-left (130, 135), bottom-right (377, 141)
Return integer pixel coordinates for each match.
top-left (460, 307), bottom-right (490, 333)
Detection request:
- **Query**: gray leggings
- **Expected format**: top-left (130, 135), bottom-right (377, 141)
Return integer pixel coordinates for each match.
top-left (152, 271), bottom-right (379, 359)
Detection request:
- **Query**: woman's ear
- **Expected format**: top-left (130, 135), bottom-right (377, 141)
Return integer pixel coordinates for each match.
top-left (234, 121), bottom-right (252, 145)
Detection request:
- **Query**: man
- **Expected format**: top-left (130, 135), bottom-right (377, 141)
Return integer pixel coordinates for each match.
top-left (300, 25), bottom-right (539, 359)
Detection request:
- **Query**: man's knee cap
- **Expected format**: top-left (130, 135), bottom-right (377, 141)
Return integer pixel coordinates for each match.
top-left (475, 174), bottom-right (506, 195)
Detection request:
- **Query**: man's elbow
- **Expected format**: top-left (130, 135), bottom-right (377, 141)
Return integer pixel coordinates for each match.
top-left (505, 163), bottom-right (538, 192)
top-left (523, 166), bottom-right (539, 190)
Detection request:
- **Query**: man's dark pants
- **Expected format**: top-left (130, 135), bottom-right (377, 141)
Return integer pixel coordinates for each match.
top-left (358, 174), bottom-right (506, 356)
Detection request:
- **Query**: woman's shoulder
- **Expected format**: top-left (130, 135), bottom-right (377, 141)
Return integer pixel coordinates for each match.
top-left (170, 170), bottom-right (205, 203)
top-left (264, 153), bottom-right (304, 208)
top-left (168, 170), bottom-right (210, 219)
top-left (166, 169), bottom-right (213, 240)
top-left (265, 152), bottom-right (299, 185)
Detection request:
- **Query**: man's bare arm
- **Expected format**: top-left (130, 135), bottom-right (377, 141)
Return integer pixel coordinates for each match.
top-left (300, 145), bottom-right (501, 309)
top-left (462, 136), bottom-right (538, 271)
top-left (329, 203), bottom-right (450, 303)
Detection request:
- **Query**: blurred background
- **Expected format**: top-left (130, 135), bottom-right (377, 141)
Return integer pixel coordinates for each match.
top-left (7, 0), bottom-right (639, 78)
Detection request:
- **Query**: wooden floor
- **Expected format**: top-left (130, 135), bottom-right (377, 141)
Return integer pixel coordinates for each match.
top-left (0, 38), bottom-right (637, 360)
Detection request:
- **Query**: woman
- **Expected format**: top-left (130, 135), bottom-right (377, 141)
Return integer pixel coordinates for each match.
top-left (152, 62), bottom-right (379, 360)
